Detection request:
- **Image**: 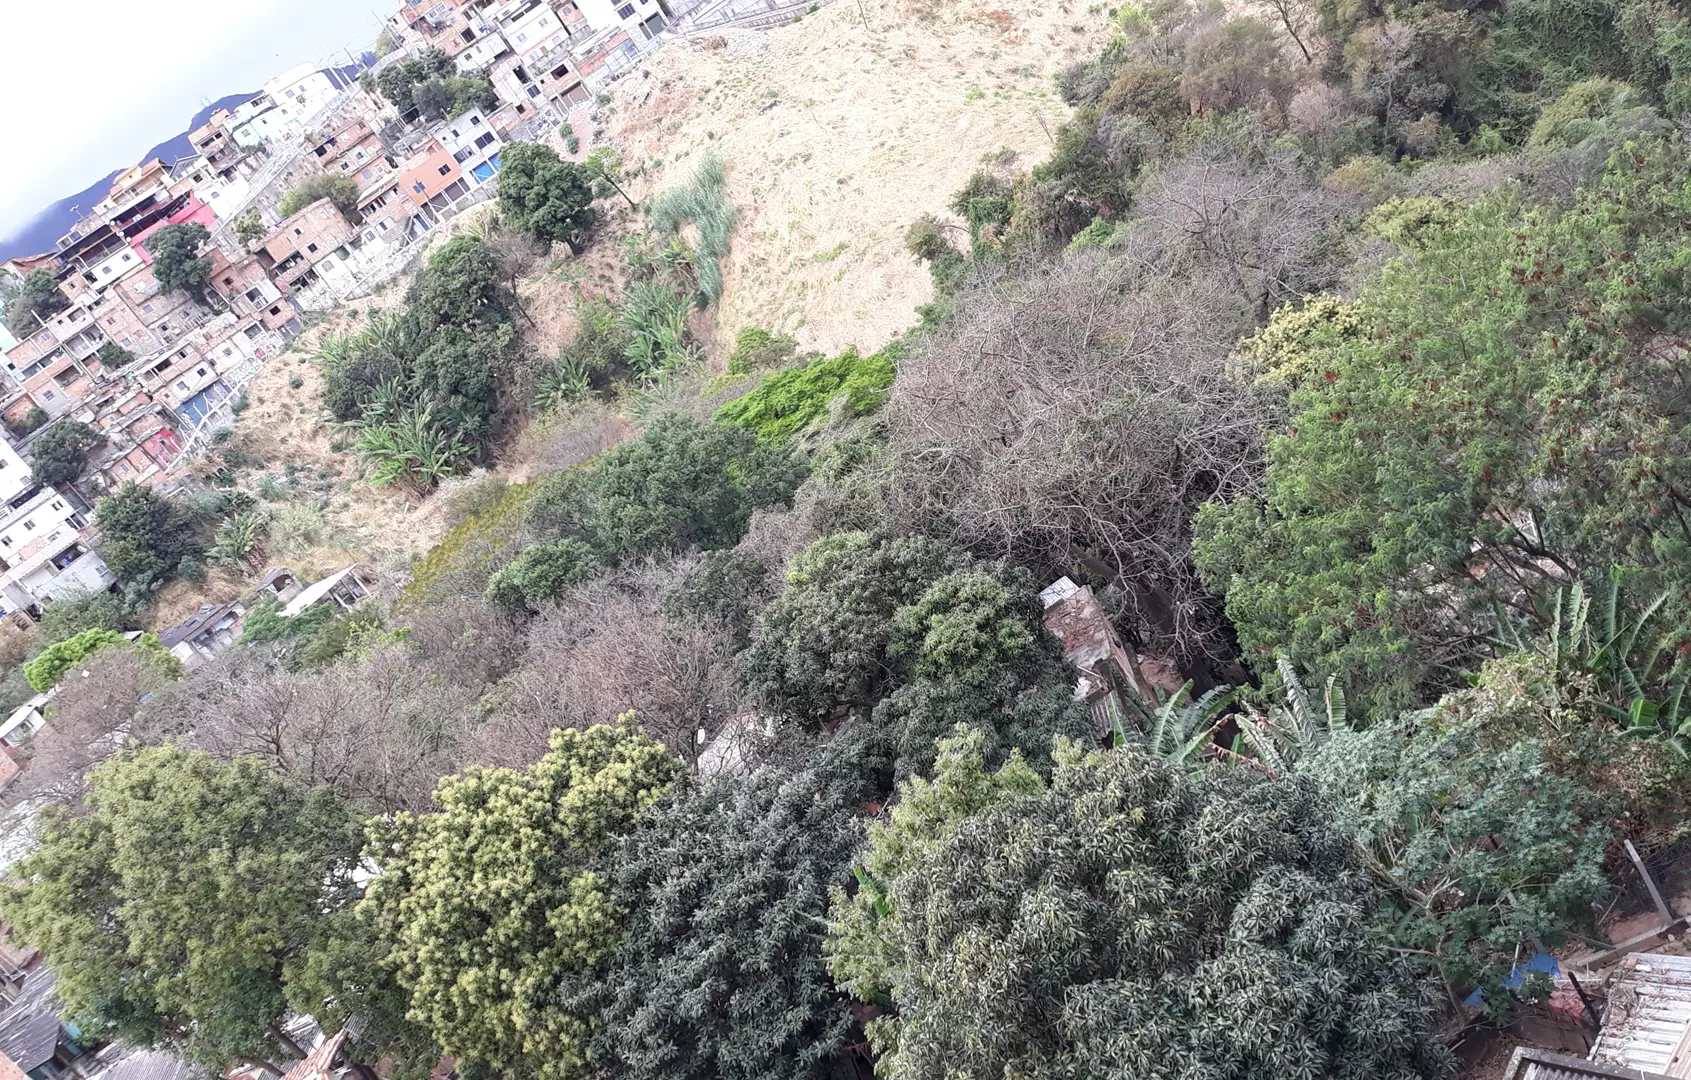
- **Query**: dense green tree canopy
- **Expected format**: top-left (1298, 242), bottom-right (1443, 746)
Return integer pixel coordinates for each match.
top-left (738, 531), bottom-right (972, 725)
top-left (590, 415), bottom-right (804, 559)
top-left (498, 142), bottom-right (597, 249)
top-left (411, 235), bottom-right (511, 330)
top-left (0, 748), bottom-right (365, 1070)
top-left (362, 722), bottom-right (688, 1080)
top-left (1196, 140), bottom-right (1691, 709)
top-left (828, 729), bottom-right (1454, 1080)
top-left (95, 483), bottom-right (204, 588)
top-left (144, 223), bottom-right (213, 298)
top-left (4, 269), bottom-right (68, 333)
top-left (29, 420), bottom-right (104, 485)
top-left (484, 537), bottom-right (599, 615)
top-left (598, 767), bottom-right (864, 1080)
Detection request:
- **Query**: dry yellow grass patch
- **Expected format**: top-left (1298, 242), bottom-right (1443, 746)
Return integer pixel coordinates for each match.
top-left (602, 0), bottom-right (1110, 354)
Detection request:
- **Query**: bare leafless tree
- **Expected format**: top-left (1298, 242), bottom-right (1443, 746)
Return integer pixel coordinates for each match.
top-left (472, 570), bottom-right (743, 771)
top-left (1256, 0), bottom-right (1316, 63)
top-left (400, 594), bottom-right (527, 692)
top-left (10, 649), bottom-right (174, 808)
top-left (152, 646), bottom-right (479, 814)
top-left (885, 249), bottom-right (1273, 666)
top-left (1132, 142), bottom-right (1355, 321)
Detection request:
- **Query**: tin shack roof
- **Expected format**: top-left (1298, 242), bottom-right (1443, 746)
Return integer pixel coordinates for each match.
top-left (1504, 1047), bottom-right (1671, 1080)
top-left (1592, 952), bottom-right (1691, 1077)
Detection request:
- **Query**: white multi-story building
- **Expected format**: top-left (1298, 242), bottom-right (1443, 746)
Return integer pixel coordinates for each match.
top-left (575, 0), bottom-right (668, 40)
top-left (229, 65), bottom-right (351, 147)
top-left (0, 482), bottom-right (113, 617)
top-left (435, 108), bottom-right (505, 185)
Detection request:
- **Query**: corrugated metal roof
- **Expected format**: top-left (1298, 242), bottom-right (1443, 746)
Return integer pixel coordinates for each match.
top-left (0, 968), bottom-right (65, 1073)
top-left (91, 1049), bottom-right (201, 1080)
top-left (278, 1029), bottom-right (346, 1080)
top-left (281, 566), bottom-right (358, 618)
top-left (1593, 952), bottom-right (1691, 1076)
top-left (1506, 1047), bottom-right (1672, 1079)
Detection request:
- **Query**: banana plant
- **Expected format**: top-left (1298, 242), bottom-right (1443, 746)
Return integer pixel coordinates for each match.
top-left (1236, 657), bottom-right (1348, 773)
top-left (1116, 680), bottom-right (1238, 764)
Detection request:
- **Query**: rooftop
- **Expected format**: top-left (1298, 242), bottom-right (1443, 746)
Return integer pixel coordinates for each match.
top-left (281, 565), bottom-right (360, 618)
top-left (1592, 952), bottom-right (1691, 1076)
top-left (1504, 1048), bottom-right (1671, 1080)
top-left (0, 968), bottom-right (64, 1074)
top-left (157, 602), bottom-right (242, 648)
top-left (90, 1049), bottom-right (200, 1080)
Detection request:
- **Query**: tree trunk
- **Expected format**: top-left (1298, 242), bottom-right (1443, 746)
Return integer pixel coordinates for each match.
top-left (235, 1057), bottom-right (285, 1077)
top-left (270, 1023), bottom-right (306, 1061)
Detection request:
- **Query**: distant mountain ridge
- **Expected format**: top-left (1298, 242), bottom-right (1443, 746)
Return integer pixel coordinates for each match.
top-left (0, 92), bottom-right (258, 266)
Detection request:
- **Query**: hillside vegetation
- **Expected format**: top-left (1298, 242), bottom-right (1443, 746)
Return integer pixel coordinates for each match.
top-left (14, 2), bottom-right (1691, 1080)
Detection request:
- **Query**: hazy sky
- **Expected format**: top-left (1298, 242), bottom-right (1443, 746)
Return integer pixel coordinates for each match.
top-left (0, 0), bottom-right (389, 241)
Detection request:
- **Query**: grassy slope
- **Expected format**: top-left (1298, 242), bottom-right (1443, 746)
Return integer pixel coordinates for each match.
top-left (603, 0), bottom-right (1111, 355)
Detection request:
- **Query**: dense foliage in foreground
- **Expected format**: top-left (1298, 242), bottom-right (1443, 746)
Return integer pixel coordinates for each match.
top-left (18, 2), bottom-right (1691, 1080)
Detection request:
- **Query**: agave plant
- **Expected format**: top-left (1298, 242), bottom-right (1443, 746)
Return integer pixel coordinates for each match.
top-left (535, 354), bottom-right (593, 412)
top-left (208, 510), bottom-right (267, 568)
top-left (1236, 657), bottom-right (1348, 773)
top-left (1116, 680), bottom-right (1238, 764)
top-left (347, 403), bottom-right (472, 491)
top-left (621, 280), bottom-right (694, 382)
top-left (1496, 578), bottom-right (1691, 743)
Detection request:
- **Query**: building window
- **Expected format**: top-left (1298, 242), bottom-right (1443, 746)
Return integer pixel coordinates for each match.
top-left (121, 252), bottom-right (132, 262)
top-left (269, 305), bottom-right (282, 316)
top-left (454, 147), bottom-right (474, 163)
top-left (475, 132), bottom-right (496, 149)
top-left (223, 277), bottom-right (234, 287)
top-left (307, 243), bottom-right (318, 253)
top-left (437, 164), bottom-right (451, 176)
top-left (517, 31), bottom-right (526, 42)
top-left (176, 380), bottom-right (188, 391)
top-left (245, 324), bottom-right (263, 339)
top-left (50, 501), bottom-right (61, 512)
top-left (22, 520), bottom-right (34, 532)
top-left (470, 115), bottom-right (481, 126)
top-left (617, 3), bottom-right (634, 17)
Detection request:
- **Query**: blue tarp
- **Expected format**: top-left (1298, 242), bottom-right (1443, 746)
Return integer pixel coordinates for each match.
top-left (1462, 952), bottom-right (1561, 1009)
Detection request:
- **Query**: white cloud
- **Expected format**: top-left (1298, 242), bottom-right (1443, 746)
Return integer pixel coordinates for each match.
top-left (0, 0), bottom-right (382, 240)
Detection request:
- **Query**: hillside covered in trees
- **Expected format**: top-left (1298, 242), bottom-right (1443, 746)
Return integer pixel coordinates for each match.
top-left (12, 1), bottom-right (1691, 1079)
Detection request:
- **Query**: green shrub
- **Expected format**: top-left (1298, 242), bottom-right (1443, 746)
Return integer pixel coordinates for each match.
top-left (23, 629), bottom-right (177, 692)
top-left (724, 327), bottom-right (798, 375)
top-left (484, 538), bottom-right (599, 615)
top-left (278, 174), bottom-right (362, 223)
top-left (716, 346), bottom-right (897, 443)
top-left (36, 589), bottom-right (135, 646)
